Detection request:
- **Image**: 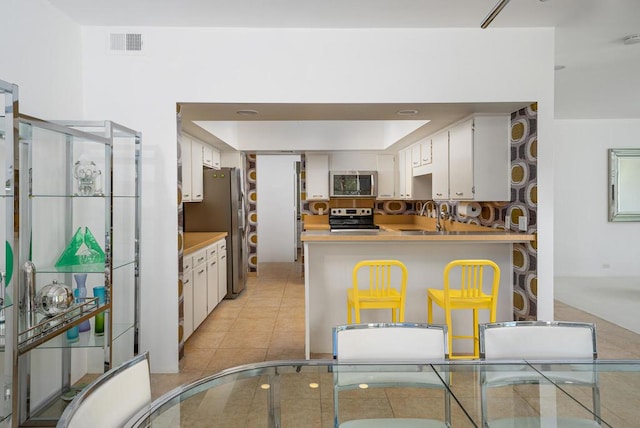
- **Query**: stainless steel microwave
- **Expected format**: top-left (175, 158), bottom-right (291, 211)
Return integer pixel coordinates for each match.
top-left (330, 171), bottom-right (377, 198)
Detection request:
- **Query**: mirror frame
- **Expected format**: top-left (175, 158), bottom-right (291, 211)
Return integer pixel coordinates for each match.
top-left (608, 148), bottom-right (640, 222)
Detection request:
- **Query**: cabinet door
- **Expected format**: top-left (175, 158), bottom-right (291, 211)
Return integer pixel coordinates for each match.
top-left (193, 261), bottom-right (208, 329)
top-left (448, 119), bottom-right (474, 200)
top-left (218, 241), bottom-right (227, 303)
top-left (207, 257), bottom-right (218, 313)
top-left (183, 270), bottom-right (194, 340)
top-left (191, 140), bottom-right (204, 202)
top-left (182, 136), bottom-right (192, 202)
top-left (411, 144), bottom-right (421, 167)
top-left (376, 154), bottom-right (395, 199)
top-left (305, 154), bottom-right (329, 200)
top-left (420, 140), bottom-right (432, 164)
top-left (202, 144), bottom-right (213, 168)
top-left (432, 131), bottom-right (449, 200)
top-left (211, 147), bottom-right (221, 170)
top-left (397, 149), bottom-right (408, 199)
top-left (404, 149), bottom-right (413, 199)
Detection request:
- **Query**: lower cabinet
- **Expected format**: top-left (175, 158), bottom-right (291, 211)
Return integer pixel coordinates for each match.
top-left (217, 240), bottom-right (228, 303)
top-left (183, 254), bottom-right (195, 340)
top-left (184, 237), bottom-right (228, 339)
top-left (207, 252), bottom-right (219, 312)
top-left (183, 270), bottom-right (194, 340)
top-left (192, 249), bottom-right (208, 329)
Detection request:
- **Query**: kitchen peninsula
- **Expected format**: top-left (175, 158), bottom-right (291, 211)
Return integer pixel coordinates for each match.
top-left (301, 217), bottom-right (534, 358)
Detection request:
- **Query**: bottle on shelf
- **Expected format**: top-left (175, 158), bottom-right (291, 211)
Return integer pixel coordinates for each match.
top-left (74, 274), bottom-right (91, 332)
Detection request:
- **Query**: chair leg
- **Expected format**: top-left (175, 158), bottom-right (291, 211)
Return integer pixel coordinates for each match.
top-left (473, 309), bottom-right (479, 359)
top-left (355, 304), bottom-right (360, 324)
top-left (445, 308), bottom-right (453, 359)
top-left (427, 297), bottom-right (433, 323)
top-left (347, 300), bottom-right (352, 324)
top-left (391, 309), bottom-right (396, 322)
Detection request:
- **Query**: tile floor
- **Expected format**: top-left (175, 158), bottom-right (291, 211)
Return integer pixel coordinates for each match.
top-left (150, 261), bottom-right (640, 402)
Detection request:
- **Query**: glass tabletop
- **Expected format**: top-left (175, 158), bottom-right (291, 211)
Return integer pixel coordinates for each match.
top-left (127, 360), bottom-right (640, 428)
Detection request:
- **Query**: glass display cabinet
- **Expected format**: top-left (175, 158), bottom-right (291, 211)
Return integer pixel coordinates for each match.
top-left (9, 113), bottom-right (140, 426)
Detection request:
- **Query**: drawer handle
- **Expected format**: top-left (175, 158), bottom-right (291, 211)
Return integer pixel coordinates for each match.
top-left (197, 257), bottom-right (205, 263)
top-left (455, 192), bottom-right (464, 196)
top-left (436, 193), bottom-right (443, 196)
top-left (221, 255), bottom-right (226, 259)
top-left (184, 278), bottom-right (190, 284)
top-left (198, 269), bottom-right (205, 275)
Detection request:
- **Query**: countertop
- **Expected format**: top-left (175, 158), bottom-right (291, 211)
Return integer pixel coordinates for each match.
top-left (183, 232), bottom-right (228, 255)
top-left (301, 229), bottom-right (534, 243)
top-left (301, 214), bottom-right (534, 242)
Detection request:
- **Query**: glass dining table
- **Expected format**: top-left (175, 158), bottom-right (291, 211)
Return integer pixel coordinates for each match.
top-left (126, 359), bottom-right (640, 427)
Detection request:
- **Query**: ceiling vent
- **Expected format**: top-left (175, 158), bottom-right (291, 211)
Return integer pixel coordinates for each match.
top-left (109, 33), bottom-right (143, 53)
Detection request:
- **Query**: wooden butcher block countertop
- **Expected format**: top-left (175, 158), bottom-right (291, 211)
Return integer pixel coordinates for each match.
top-left (183, 232), bottom-right (228, 255)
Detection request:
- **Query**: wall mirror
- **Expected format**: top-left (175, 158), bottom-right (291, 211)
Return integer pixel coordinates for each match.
top-left (609, 148), bottom-right (640, 222)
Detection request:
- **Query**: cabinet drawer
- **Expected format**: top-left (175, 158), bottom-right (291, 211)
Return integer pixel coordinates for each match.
top-left (217, 240), bottom-right (227, 253)
top-left (206, 243), bottom-right (218, 260)
top-left (192, 249), bottom-right (207, 267)
top-left (183, 254), bottom-right (194, 272)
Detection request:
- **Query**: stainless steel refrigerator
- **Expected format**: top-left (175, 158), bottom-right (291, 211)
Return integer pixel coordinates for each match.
top-left (184, 167), bottom-right (246, 298)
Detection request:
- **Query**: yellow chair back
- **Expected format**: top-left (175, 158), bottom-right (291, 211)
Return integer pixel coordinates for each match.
top-left (348, 260), bottom-right (408, 324)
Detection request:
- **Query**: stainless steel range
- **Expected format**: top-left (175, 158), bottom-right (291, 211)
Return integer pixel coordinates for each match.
top-left (329, 208), bottom-right (380, 232)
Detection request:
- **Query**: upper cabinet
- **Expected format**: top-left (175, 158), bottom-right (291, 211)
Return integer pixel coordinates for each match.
top-left (182, 134), bottom-right (215, 202)
top-left (190, 139), bottom-right (204, 202)
top-left (376, 154), bottom-right (395, 199)
top-left (432, 115), bottom-right (510, 201)
top-left (397, 148), bottom-right (412, 199)
top-left (202, 144), bottom-right (221, 170)
top-left (305, 154), bottom-right (329, 200)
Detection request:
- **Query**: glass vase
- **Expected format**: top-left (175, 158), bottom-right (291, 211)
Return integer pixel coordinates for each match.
top-left (74, 274), bottom-right (91, 332)
top-left (93, 286), bottom-right (106, 336)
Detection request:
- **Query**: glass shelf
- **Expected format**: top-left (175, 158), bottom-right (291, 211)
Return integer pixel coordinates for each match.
top-left (36, 323), bottom-right (134, 349)
top-left (33, 259), bottom-right (137, 274)
top-left (18, 299), bottom-right (102, 353)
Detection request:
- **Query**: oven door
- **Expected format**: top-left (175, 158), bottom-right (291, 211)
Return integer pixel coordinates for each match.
top-left (330, 171), bottom-right (377, 197)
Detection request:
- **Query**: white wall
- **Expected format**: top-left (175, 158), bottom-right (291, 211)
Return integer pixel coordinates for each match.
top-left (0, 0), bottom-right (83, 118)
top-left (554, 119), bottom-right (640, 277)
top-left (78, 25), bottom-right (555, 372)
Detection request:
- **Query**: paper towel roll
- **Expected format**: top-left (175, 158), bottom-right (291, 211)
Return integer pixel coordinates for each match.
top-left (458, 202), bottom-right (481, 218)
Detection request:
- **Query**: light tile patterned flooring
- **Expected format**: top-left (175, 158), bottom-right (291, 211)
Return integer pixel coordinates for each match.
top-left (150, 261), bottom-right (640, 401)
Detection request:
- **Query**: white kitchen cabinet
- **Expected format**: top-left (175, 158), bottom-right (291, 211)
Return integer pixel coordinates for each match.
top-left (433, 116), bottom-right (510, 201)
top-left (203, 144), bottom-right (221, 170)
top-left (305, 154), bottom-right (329, 200)
top-left (398, 148), bottom-right (413, 199)
top-left (192, 249), bottom-right (208, 329)
top-left (182, 135), bottom-right (193, 202)
top-left (183, 270), bottom-right (194, 340)
top-left (191, 139), bottom-right (204, 202)
top-left (206, 245), bottom-right (219, 313)
top-left (420, 139), bottom-right (432, 165)
top-left (411, 144), bottom-right (421, 168)
top-left (217, 240), bottom-right (228, 303)
top-left (432, 131), bottom-right (450, 200)
top-left (376, 154), bottom-right (395, 199)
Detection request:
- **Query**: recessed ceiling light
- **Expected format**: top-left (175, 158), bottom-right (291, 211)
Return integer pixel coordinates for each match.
top-left (623, 35), bottom-right (640, 45)
top-left (554, 65), bottom-right (566, 71)
top-left (397, 109), bottom-right (419, 116)
top-left (236, 109), bottom-right (259, 116)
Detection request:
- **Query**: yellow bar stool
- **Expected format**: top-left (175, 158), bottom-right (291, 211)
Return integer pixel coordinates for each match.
top-left (347, 260), bottom-right (408, 324)
top-left (427, 259), bottom-right (500, 359)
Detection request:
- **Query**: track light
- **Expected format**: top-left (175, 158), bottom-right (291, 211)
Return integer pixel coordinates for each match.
top-left (481, 0), bottom-right (512, 29)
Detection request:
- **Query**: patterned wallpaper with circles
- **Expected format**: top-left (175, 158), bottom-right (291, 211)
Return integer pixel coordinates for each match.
top-left (245, 153), bottom-right (258, 273)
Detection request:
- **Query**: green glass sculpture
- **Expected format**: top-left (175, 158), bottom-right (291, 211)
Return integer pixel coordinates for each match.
top-left (55, 227), bottom-right (105, 268)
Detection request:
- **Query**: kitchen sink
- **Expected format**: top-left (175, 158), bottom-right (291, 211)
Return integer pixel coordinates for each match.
top-left (399, 230), bottom-right (448, 235)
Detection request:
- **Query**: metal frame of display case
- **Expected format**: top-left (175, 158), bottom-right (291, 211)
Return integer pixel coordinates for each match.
top-left (8, 114), bottom-right (140, 427)
top-left (1, 79), bottom-right (19, 428)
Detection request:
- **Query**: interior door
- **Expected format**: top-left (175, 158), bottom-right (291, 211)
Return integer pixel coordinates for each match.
top-left (256, 154), bottom-right (301, 262)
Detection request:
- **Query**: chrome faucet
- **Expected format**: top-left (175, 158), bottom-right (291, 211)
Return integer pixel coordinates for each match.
top-left (435, 203), bottom-right (449, 232)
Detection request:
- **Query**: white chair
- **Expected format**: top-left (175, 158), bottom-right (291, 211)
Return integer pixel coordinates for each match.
top-left (57, 352), bottom-right (151, 428)
top-left (479, 321), bottom-right (601, 427)
top-left (332, 323), bottom-right (451, 428)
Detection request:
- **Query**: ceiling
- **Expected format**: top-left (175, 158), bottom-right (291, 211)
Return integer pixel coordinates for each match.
top-left (47, 0), bottom-right (640, 150)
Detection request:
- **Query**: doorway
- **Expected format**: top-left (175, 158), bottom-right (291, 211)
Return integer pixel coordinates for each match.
top-left (256, 154), bottom-right (301, 262)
